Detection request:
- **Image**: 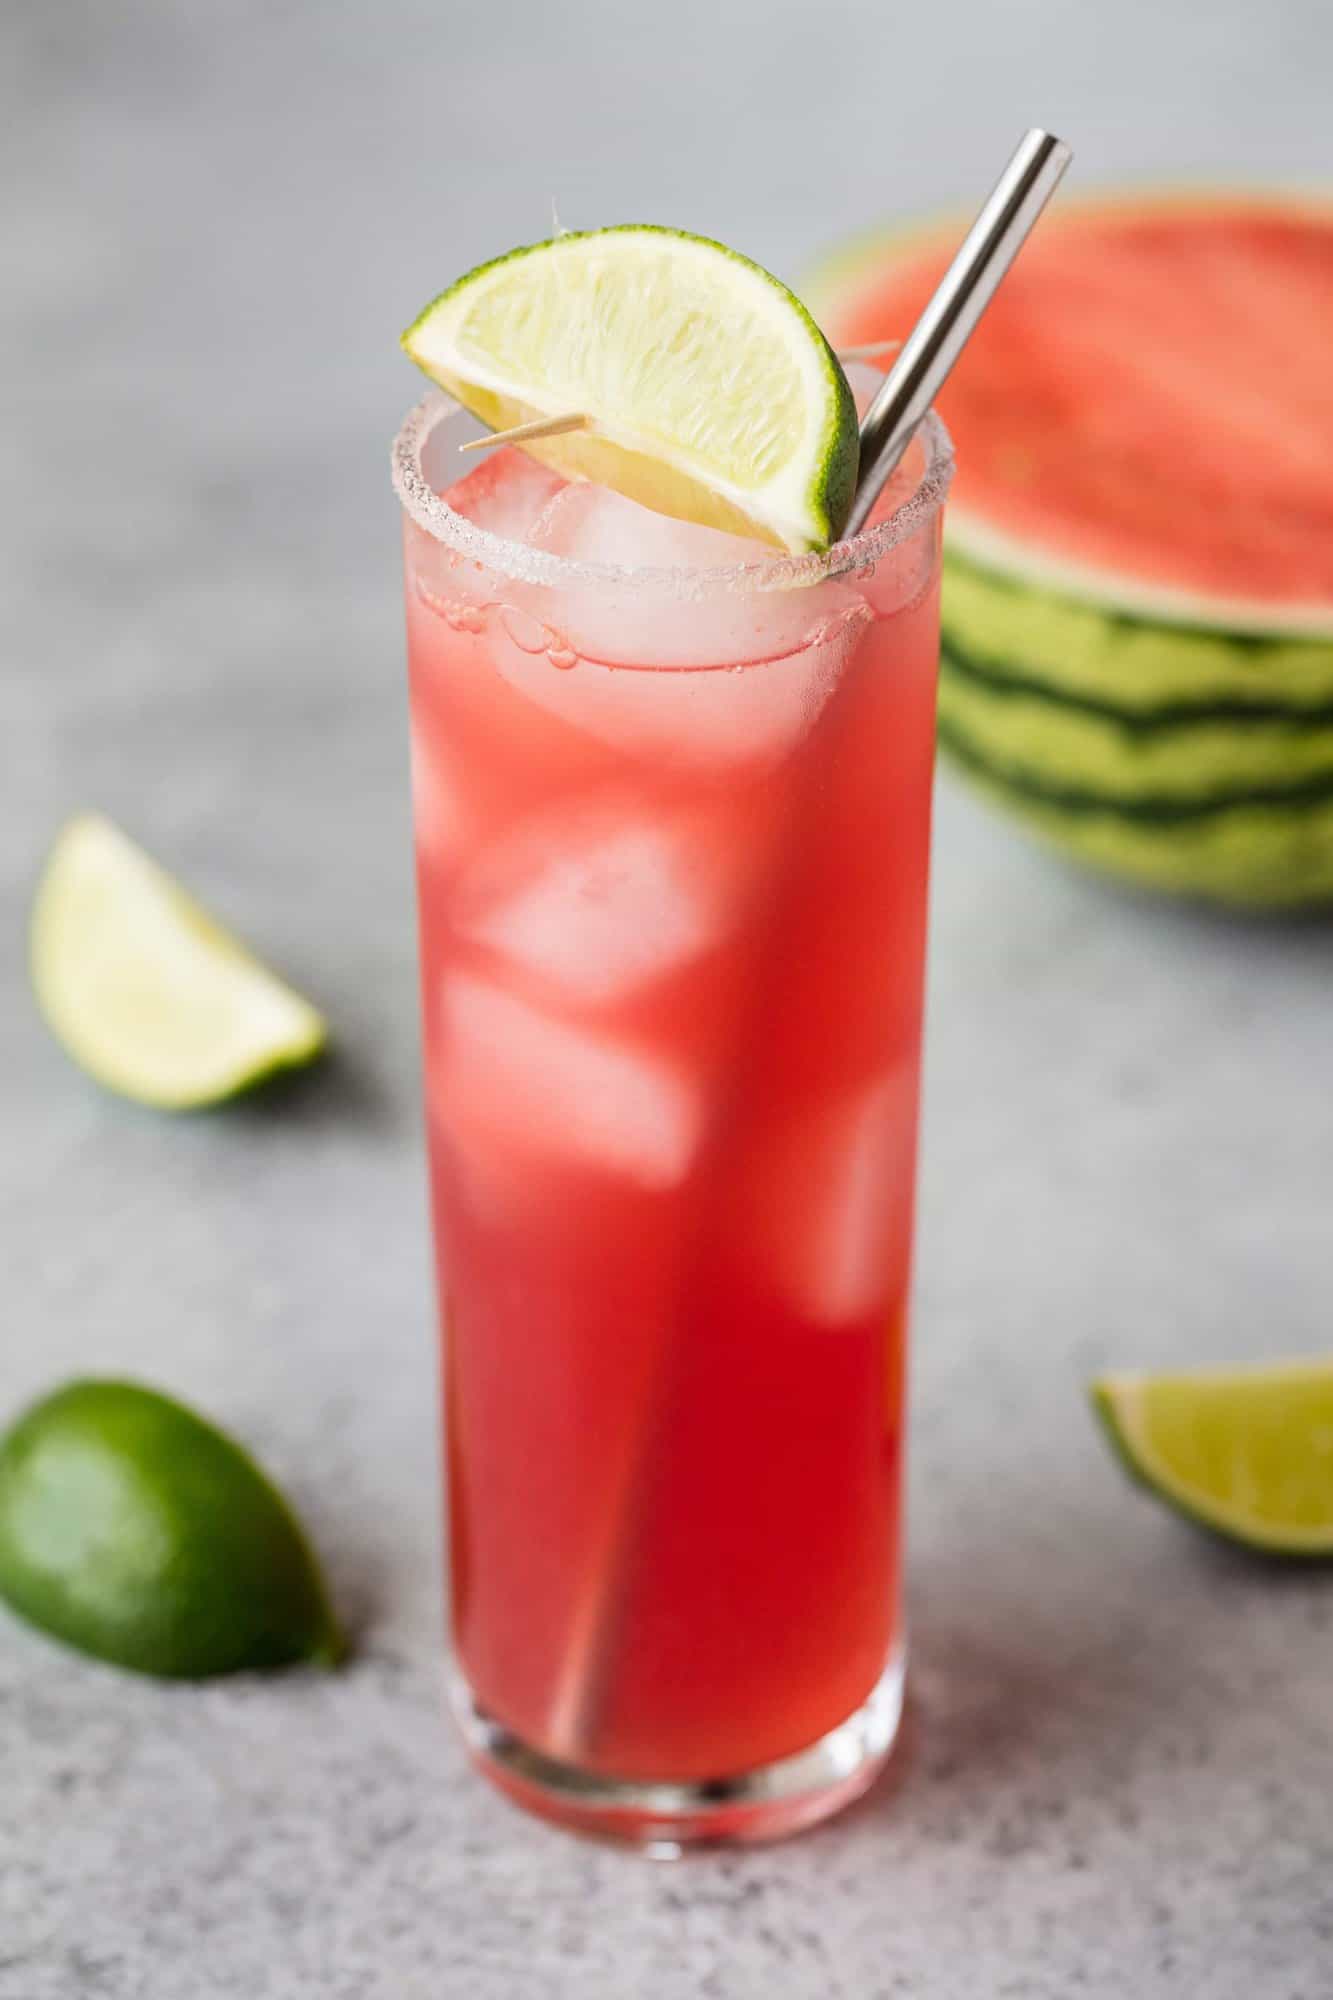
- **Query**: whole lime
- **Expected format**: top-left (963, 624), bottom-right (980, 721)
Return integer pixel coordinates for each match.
top-left (0, 1380), bottom-right (343, 1677)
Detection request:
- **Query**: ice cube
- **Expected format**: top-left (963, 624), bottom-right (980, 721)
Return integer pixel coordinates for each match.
top-left (488, 560), bottom-right (871, 774)
top-left (437, 973), bottom-right (701, 1189)
top-left (409, 725), bottom-right (464, 866)
top-left (441, 447), bottom-right (566, 544)
top-left (744, 1070), bottom-right (918, 1326)
top-left (427, 450), bottom-right (880, 770)
top-left (531, 481), bottom-right (769, 573)
top-left (524, 478), bottom-right (868, 669)
top-left (455, 796), bottom-right (756, 1005)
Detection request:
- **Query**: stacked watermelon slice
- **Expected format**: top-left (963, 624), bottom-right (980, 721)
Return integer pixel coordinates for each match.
top-left (808, 195), bottom-right (1333, 907)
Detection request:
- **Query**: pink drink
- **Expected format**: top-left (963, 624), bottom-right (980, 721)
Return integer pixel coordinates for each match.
top-left (394, 391), bottom-right (952, 1843)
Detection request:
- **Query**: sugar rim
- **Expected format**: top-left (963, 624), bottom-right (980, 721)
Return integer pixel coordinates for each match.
top-left (391, 392), bottom-right (954, 599)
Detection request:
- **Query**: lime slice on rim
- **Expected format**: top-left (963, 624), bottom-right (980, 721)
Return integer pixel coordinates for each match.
top-left (31, 814), bottom-right (327, 1109)
top-left (1094, 1360), bottom-right (1333, 1555)
top-left (401, 225), bottom-right (859, 554)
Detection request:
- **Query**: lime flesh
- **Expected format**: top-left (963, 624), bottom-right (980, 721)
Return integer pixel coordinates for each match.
top-left (0, 1380), bottom-right (343, 1677)
top-left (1094, 1360), bottom-right (1333, 1555)
top-left (401, 225), bottom-right (858, 554)
top-left (31, 815), bottom-right (326, 1109)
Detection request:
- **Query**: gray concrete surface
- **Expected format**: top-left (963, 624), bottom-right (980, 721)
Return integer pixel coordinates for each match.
top-left (4, 2), bottom-right (1333, 1993)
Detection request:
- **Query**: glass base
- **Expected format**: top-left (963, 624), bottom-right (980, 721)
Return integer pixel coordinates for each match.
top-left (449, 1648), bottom-right (905, 1852)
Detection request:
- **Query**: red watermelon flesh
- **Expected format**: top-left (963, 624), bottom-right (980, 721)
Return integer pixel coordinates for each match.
top-left (822, 200), bottom-right (1333, 629)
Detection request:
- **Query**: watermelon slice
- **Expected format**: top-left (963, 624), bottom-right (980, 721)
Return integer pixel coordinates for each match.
top-left (807, 194), bottom-right (1333, 907)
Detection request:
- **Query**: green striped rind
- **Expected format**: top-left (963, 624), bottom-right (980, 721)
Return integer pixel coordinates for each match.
top-left (941, 654), bottom-right (1333, 796)
top-left (943, 555), bottom-right (1333, 716)
top-left (938, 553), bottom-right (1333, 908)
top-left (938, 719), bottom-right (1333, 907)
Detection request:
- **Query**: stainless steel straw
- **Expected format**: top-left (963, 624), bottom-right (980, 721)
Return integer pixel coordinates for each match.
top-left (545, 129), bottom-right (1073, 1765)
top-left (844, 127), bottom-right (1072, 536)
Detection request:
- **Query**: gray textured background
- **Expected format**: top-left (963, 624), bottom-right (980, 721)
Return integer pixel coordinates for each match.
top-left (4, 3), bottom-right (1333, 1994)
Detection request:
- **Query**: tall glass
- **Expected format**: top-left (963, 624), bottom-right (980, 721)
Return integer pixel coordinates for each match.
top-left (393, 393), bottom-right (952, 1846)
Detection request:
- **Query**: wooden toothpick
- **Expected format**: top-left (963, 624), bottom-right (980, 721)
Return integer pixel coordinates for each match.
top-left (836, 339), bottom-right (902, 362)
top-left (458, 412), bottom-right (591, 454)
top-left (455, 349), bottom-right (895, 458)
top-left (455, 346), bottom-right (897, 460)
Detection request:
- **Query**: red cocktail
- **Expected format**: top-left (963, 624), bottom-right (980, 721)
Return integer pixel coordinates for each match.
top-left (394, 390), bottom-right (951, 1843)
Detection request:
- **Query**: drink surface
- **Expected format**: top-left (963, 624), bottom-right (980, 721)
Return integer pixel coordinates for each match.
top-left (404, 430), bottom-right (942, 1780)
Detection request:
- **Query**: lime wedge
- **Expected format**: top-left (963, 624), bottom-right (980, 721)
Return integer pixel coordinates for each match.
top-left (0, 1379), bottom-right (343, 1677)
top-left (1093, 1360), bottom-right (1333, 1555)
top-left (401, 225), bottom-right (858, 553)
top-left (31, 814), bottom-right (326, 1109)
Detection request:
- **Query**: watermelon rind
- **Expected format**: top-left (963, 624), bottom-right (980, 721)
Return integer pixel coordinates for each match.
top-left (938, 552), bottom-right (1333, 909)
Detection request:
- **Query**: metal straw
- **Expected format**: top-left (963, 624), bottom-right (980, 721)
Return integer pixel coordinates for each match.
top-left (844, 127), bottom-right (1072, 536)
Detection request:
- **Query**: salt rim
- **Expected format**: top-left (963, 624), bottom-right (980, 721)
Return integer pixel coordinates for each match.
top-left (391, 392), bottom-right (953, 600)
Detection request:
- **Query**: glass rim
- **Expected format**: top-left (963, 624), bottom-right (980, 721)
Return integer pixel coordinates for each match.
top-left (391, 391), bottom-right (954, 600)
